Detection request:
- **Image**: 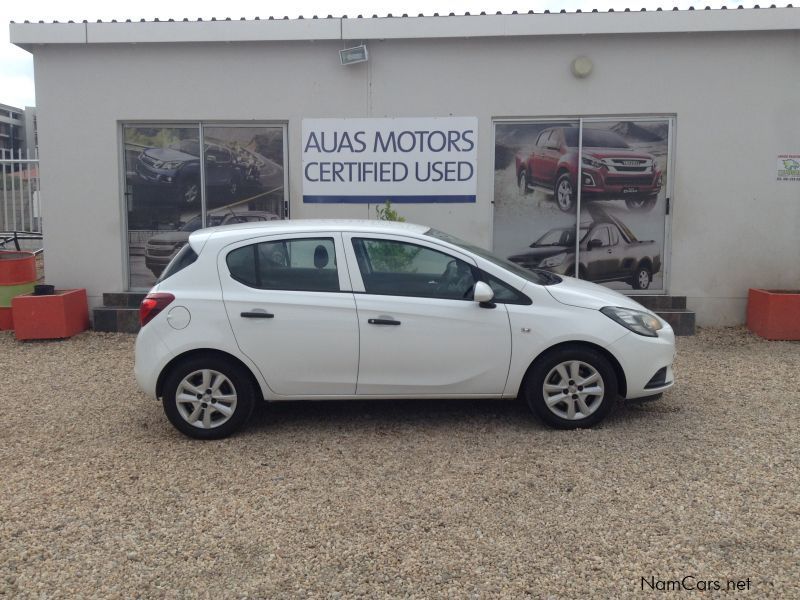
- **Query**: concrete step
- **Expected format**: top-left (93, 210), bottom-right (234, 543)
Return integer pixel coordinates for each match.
top-left (656, 309), bottom-right (696, 336)
top-left (93, 306), bottom-right (140, 334)
top-left (629, 295), bottom-right (687, 310)
top-left (102, 292), bottom-right (147, 308)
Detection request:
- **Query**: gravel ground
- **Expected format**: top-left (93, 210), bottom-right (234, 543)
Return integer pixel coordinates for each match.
top-left (0, 327), bottom-right (797, 598)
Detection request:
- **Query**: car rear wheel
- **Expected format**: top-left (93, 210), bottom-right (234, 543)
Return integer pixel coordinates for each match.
top-left (555, 173), bottom-right (576, 212)
top-left (518, 171), bottom-right (530, 196)
top-left (631, 265), bottom-right (652, 290)
top-left (525, 346), bottom-right (617, 429)
top-left (162, 355), bottom-right (256, 439)
top-left (625, 196), bottom-right (657, 211)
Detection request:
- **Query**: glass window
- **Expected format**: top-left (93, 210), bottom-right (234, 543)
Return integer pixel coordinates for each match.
top-left (124, 125), bottom-right (201, 289)
top-left (590, 226), bottom-right (611, 247)
top-left (481, 273), bottom-right (531, 305)
top-left (609, 226), bottom-right (619, 246)
top-left (227, 238), bottom-right (339, 292)
top-left (426, 229), bottom-right (562, 286)
top-left (353, 238), bottom-right (476, 300)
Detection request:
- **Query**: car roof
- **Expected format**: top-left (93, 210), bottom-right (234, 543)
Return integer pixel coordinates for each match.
top-left (189, 219), bottom-right (430, 251)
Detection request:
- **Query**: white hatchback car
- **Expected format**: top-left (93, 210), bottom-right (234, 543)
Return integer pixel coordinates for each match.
top-left (135, 220), bottom-right (675, 439)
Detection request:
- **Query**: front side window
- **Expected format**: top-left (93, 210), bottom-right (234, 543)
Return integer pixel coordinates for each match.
top-left (590, 227), bottom-right (611, 247)
top-left (227, 237), bottom-right (339, 292)
top-left (353, 238), bottom-right (476, 300)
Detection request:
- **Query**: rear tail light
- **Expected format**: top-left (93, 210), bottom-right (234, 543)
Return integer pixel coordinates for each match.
top-left (139, 293), bottom-right (175, 327)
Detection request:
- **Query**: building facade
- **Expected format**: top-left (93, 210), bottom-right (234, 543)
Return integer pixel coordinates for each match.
top-left (10, 7), bottom-right (800, 326)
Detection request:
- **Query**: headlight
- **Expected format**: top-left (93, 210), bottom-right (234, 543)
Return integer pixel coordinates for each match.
top-left (540, 252), bottom-right (567, 268)
top-left (600, 306), bottom-right (663, 337)
top-left (582, 155), bottom-right (605, 169)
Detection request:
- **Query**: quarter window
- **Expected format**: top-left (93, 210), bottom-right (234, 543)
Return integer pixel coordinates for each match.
top-left (352, 238), bottom-right (476, 300)
top-left (227, 237), bottom-right (339, 292)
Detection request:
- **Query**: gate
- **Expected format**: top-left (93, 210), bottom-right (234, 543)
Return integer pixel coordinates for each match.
top-left (0, 148), bottom-right (42, 251)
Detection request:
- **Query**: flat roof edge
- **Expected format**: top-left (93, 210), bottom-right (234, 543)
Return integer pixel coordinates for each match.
top-left (10, 8), bottom-right (800, 49)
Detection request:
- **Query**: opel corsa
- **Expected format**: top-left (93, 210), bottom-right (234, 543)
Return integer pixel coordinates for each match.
top-left (135, 220), bottom-right (675, 439)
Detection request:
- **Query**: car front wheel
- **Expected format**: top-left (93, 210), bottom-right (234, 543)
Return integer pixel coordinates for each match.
top-left (555, 173), bottom-right (576, 212)
top-left (631, 265), bottom-right (652, 290)
top-left (162, 355), bottom-right (256, 439)
top-left (525, 346), bottom-right (617, 429)
top-left (180, 180), bottom-right (200, 205)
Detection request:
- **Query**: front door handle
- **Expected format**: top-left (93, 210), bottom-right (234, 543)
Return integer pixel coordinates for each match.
top-left (241, 311), bottom-right (274, 319)
top-left (368, 318), bottom-right (401, 326)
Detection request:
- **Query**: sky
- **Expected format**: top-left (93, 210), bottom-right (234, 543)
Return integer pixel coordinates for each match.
top-left (1, 0), bottom-right (766, 108)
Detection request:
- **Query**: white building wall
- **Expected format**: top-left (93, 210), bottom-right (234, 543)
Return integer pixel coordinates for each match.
top-left (30, 29), bottom-right (800, 324)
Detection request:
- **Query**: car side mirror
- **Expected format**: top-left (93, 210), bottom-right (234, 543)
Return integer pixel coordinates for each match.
top-left (587, 239), bottom-right (602, 250)
top-left (206, 155), bottom-right (217, 164)
top-left (474, 281), bottom-right (495, 306)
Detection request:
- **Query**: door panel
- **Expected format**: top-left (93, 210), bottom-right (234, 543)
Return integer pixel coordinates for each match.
top-left (219, 234), bottom-right (358, 396)
top-left (354, 294), bottom-right (512, 396)
top-left (343, 233), bottom-right (512, 396)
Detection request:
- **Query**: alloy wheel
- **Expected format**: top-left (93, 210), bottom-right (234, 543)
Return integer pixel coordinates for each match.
top-left (638, 269), bottom-right (651, 289)
top-left (175, 369), bottom-right (238, 429)
top-left (542, 360), bottom-right (605, 420)
top-left (183, 183), bottom-right (200, 204)
top-left (557, 179), bottom-right (573, 210)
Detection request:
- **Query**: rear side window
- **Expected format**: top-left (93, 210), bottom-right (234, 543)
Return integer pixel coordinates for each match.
top-left (157, 243), bottom-right (197, 283)
top-left (227, 237), bottom-right (339, 292)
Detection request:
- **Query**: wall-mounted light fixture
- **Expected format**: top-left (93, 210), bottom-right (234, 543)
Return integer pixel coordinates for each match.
top-left (340, 44), bottom-right (369, 66)
top-left (571, 56), bottom-right (593, 78)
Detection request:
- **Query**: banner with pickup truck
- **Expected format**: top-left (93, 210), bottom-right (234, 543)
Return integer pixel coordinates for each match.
top-left (302, 117), bottom-right (478, 204)
top-left (493, 118), bottom-right (671, 293)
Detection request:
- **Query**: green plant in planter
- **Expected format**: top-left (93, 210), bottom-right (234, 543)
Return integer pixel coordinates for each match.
top-left (371, 201), bottom-right (419, 271)
top-left (375, 200), bottom-right (405, 222)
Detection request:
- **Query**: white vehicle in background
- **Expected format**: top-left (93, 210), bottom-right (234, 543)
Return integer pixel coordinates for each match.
top-left (134, 220), bottom-right (675, 439)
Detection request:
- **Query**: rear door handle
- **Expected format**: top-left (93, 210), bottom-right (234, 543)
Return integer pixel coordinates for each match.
top-left (241, 311), bottom-right (274, 319)
top-left (368, 318), bottom-right (401, 326)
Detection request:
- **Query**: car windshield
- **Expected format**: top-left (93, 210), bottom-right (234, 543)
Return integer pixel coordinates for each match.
top-left (169, 140), bottom-right (201, 156)
top-left (426, 229), bottom-right (562, 286)
top-left (533, 227), bottom-right (590, 247)
top-left (564, 128), bottom-right (630, 149)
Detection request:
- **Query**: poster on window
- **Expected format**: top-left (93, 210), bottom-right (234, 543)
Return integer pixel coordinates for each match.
top-left (493, 119), bottom-right (670, 293)
top-left (124, 124), bottom-right (285, 289)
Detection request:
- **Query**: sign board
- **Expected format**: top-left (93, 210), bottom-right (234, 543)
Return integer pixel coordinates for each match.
top-left (777, 154), bottom-right (800, 181)
top-left (302, 117), bottom-right (478, 203)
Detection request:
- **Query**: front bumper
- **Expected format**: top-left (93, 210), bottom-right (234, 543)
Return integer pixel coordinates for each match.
top-left (608, 323), bottom-right (676, 399)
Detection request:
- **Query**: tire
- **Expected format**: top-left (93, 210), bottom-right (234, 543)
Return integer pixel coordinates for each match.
top-left (179, 179), bottom-right (200, 205)
top-left (625, 195), bottom-right (657, 212)
top-left (554, 173), bottom-right (576, 212)
top-left (162, 355), bottom-right (256, 440)
top-left (525, 345), bottom-right (617, 429)
top-left (631, 265), bottom-right (652, 290)
top-left (518, 170), bottom-right (530, 196)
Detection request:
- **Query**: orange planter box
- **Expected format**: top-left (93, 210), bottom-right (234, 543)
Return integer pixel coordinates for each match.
top-left (746, 288), bottom-right (800, 341)
top-left (11, 288), bottom-right (90, 341)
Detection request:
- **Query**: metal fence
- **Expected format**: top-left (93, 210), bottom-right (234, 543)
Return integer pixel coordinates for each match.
top-left (0, 148), bottom-right (42, 251)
